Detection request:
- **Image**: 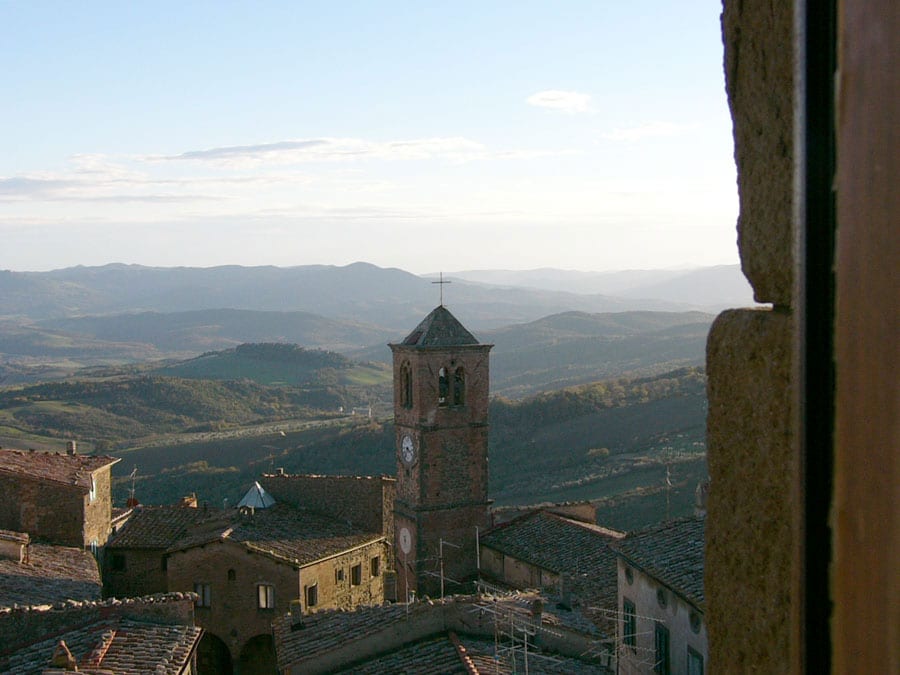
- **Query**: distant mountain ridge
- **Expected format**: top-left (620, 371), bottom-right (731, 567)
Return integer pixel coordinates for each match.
top-left (0, 262), bottom-right (741, 330)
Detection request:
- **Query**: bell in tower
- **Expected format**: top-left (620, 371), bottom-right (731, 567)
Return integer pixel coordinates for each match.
top-left (390, 305), bottom-right (492, 599)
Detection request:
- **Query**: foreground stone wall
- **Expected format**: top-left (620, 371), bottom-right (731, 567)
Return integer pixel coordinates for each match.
top-left (706, 1), bottom-right (798, 671)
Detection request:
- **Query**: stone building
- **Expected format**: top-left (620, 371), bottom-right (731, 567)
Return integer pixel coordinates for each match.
top-left (103, 482), bottom-right (389, 674)
top-left (0, 446), bottom-right (119, 548)
top-left (273, 592), bottom-right (612, 674)
top-left (478, 508), bottom-right (624, 638)
top-left (612, 518), bottom-right (706, 675)
top-left (390, 305), bottom-right (493, 598)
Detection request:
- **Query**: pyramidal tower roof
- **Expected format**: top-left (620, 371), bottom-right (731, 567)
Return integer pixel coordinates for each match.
top-left (237, 481), bottom-right (276, 509)
top-left (398, 305), bottom-right (480, 347)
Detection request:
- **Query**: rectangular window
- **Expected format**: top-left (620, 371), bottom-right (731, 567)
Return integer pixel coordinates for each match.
top-left (623, 598), bottom-right (637, 649)
top-left (257, 584), bottom-right (275, 609)
top-left (305, 583), bottom-right (318, 608)
top-left (194, 583), bottom-right (211, 608)
top-left (351, 563), bottom-right (362, 586)
top-left (687, 647), bottom-right (704, 675)
top-left (89, 476), bottom-right (97, 503)
top-left (335, 568), bottom-right (344, 583)
top-left (370, 556), bottom-right (380, 577)
top-left (654, 623), bottom-right (671, 675)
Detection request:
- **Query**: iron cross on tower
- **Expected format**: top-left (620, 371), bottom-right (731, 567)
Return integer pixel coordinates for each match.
top-left (432, 272), bottom-right (451, 306)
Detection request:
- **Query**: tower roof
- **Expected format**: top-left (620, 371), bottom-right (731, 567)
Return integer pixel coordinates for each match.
top-left (237, 481), bottom-right (276, 509)
top-left (398, 305), bottom-right (479, 347)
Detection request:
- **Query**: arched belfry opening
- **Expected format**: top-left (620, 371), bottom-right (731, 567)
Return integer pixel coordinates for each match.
top-left (400, 361), bottom-right (412, 408)
top-left (453, 366), bottom-right (465, 406)
top-left (438, 367), bottom-right (449, 406)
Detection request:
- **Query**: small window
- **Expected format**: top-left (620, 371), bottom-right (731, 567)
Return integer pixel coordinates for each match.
top-left (89, 476), bottom-right (97, 503)
top-left (370, 556), bottom-right (380, 577)
top-left (109, 553), bottom-right (126, 572)
top-left (257, 584), bottom-right (275, 609)
top-left (351, 563), bottom-right (362, 586)
top-left (623, 598), bottom-right (637, 649)
top-left (452, 367), bottom-right (465, 406)
top-left (305, 583), bottom-right (318, 608)
top-left (194, 583), bottom-right (211, 608)
top-left (161, 555), bottom-right (167, 571)
top-left (654, 623), bottom-right (671, 675)
top-left (227, 568), bottom-right (236, 581)
top-left (438, 367), bottom-right (449, 406)
top-left (687, 646), bottom-right (704, 675)
top-left (625, 566), bottom-right (634, 585)
top-left (657, 587), bottom-right (668, 608)
top-left (335, 568), bottom-right (344, 583)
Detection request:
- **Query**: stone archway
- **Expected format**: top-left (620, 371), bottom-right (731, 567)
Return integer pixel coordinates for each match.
top-left (238, 634), bottom-right (276, 675)
top-left (197, 631), bottom-right (233, 675)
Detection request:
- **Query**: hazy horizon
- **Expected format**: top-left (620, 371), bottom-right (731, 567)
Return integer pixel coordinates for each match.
top-left (2, 1), bottom-right (737, 274)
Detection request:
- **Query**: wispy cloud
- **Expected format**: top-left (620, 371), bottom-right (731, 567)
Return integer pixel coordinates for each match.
top-left (601, 121), bottom-right (692, 142)
top-left (526, 90), bottom-right (592, 113)
top-left (155, 136), bottom-right (490, 166)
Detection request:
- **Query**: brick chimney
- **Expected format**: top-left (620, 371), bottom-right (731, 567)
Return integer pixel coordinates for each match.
top-left (66, 440), bottom-right (77, 455)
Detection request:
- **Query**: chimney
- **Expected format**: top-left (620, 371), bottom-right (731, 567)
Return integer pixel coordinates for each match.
top-left (180, 494), bottom-right (198, 508)
top-left (66, 440), bottom-right (77, 455)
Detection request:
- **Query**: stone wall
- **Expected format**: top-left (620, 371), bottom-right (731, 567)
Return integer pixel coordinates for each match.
top-left (102, 547), bottom-right (168, 599)
top-left (299, 539), bottom-right (386, 614)
top-left (706, 1), bottom-right (798, 671)
top-left (260, 473), bottom-right (395, 540)
top-left (83, 466), bottom-right (114, 546)
top-left (0, 475), bottom-right (85, 548)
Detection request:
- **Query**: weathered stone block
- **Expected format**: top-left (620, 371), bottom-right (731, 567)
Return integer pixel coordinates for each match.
top-left (722, 0), bottom-right (795, 306)
top-left (705, 308), bottom-right (795, 672)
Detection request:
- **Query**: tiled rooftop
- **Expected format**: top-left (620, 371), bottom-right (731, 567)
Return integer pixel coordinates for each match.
top-left (397, 305), bottom-right (481, 347)
top-left (1, 618), bottom-right (201, 674)
top-left (481, 511), bottom-right (624, 632)
top-left (0, 544), bottom-right (101, 608)
top-left (0, 449), bottom-right (119, 492)
top-left (110, 503), bottom-right (381, 567)
top-left (105, 505), bottom-right (223, 549)
top-left (273, 592), bottom-right (610, 673)
top-left (611, 517), bottom-right (705, 609)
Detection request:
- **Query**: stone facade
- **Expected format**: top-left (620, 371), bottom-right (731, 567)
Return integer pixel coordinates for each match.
top-left (0, 450), bottom-right (118, 548)
top-left (259, 473), bottom-right (396, 556)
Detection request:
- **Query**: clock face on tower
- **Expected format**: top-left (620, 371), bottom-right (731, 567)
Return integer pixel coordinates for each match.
top-left (399, 526), bottom-right (412, 555)
top-left (400, 434), bottom-right (416, 466)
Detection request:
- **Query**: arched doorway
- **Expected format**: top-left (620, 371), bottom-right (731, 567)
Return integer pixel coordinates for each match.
top-left (238, 634), bottom-right (276, 675)
top-left (197, 632), bottom-right (233, 675)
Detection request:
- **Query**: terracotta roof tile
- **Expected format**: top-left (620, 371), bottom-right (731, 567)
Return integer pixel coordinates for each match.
top-left (112, 503), bottom-right (382, 567)
top-left (0, 544), bottom-right (101, 608)
top-left (610, 517), bottom-right (705, 609)
top-left (481, 512), bottom-right (624, 632)
top-left (396, 306), bottom-right (481, 347)
top-left (1, 618), bottom-right (201, 675)
top-left (0, 449), bottom-right (119, 492)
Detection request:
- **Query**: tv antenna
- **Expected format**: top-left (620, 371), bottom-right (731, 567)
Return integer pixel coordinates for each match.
top-left (432, 272), bottom-right (451, 306)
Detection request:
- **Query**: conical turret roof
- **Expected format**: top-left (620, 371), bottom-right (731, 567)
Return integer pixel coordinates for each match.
top-left (399, 305), bottom-right (479, 347)
top-left (237, 481), bottom-right (276, 509)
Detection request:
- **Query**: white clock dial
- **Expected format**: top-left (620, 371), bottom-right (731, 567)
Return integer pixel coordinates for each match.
top-left (399, 526), bottom-right (412, 555)
top-left (401, 434), bottom-right (416, 465)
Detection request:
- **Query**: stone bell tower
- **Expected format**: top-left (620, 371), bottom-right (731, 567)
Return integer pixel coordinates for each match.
top-left (390, 305), bottom-right (492, 598)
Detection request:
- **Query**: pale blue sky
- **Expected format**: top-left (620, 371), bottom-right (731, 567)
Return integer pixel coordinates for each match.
top-left (1, 1), bottom-right (737, 273)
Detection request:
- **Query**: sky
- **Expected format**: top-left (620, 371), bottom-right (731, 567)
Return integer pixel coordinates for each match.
top-left (0, 1), bottom-right (738, 274)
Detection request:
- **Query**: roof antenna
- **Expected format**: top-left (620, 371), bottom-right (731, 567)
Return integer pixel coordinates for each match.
top-left (432, 272), bottom-right (451, 306)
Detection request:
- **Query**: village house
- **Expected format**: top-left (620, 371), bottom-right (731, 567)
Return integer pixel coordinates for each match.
top-left (478, 507), bottom-right (624, 642)
top-left (611, 517), bottom-right (706, 675)
top-left (103, 480), bottom-right (390, 674)
top-left (0, 592), bottom-right (202, 674)
top-left (0, 444), bottom-right (120, 549)
top-left (272, 591), bottom-right (614, 674)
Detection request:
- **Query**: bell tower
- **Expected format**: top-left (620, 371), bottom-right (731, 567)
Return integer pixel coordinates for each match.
top-left (390, 305), bottom-right (492, 599)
